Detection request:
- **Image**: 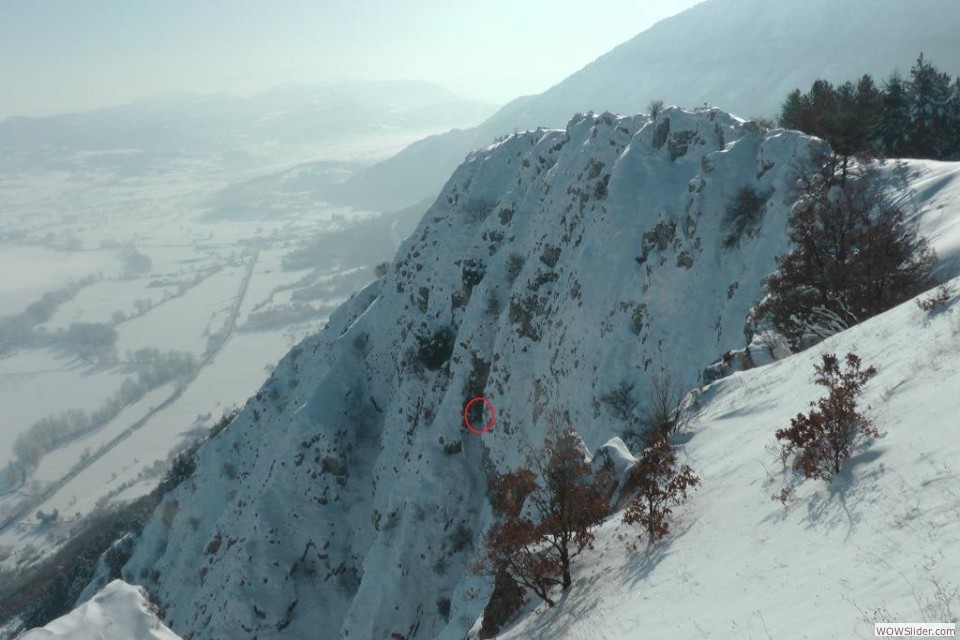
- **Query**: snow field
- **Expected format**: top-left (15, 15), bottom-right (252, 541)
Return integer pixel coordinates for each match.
top-left (500, 278), bottom-right (960, 639)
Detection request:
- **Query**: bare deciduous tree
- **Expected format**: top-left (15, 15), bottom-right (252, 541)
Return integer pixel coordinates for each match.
top-left (624, 371), bottom-right (694, 445)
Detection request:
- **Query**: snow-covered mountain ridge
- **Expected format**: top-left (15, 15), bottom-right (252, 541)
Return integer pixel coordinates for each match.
top-left (18, 580), bottom-right (180, 640)
top-left (82, 107), bottom-right (960, 639)
top-left (332, 0), bottom-right (960, 212)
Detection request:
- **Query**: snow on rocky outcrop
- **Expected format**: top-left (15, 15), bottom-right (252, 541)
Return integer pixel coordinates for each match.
top-left (98, 107), bottom-right (960, 639)
top-left (19, 580), bottom-right (180, 640)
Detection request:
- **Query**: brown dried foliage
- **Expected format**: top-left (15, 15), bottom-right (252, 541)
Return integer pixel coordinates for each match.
top-left (622, 436), bottom-right (699, 541)
top-left (775, 352), bottom-right (878, 481)
top-left (484, 425), bottom-right (611, 606)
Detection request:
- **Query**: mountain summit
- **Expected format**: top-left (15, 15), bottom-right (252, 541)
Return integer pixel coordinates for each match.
top-left (334, 0), bottom-right (960, 211)
top-left (71, 106), bottom-right (960, 638)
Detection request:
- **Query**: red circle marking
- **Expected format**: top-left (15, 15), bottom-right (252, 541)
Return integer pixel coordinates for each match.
top-left (464, 397), bottom-right (496, 434)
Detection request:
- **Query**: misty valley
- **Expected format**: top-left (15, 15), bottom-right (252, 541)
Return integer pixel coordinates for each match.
top-left (0, 82), bottom-right (491, 578)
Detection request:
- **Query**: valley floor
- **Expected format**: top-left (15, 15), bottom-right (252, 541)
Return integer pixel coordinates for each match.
top-left (0, 139), bottom-right (405, 574)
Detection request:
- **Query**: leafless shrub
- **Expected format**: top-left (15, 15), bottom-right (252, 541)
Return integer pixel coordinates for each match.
top-left (649, 99), bottom-right (664, 119)
top-left (600, 381), bottom-right (637, 423)
top-left (626, 371), bottom-right (693, 445)
top-left (915, 577), bottom-right (959, 624)
top-left (916, 284), bottom-right (950, 313)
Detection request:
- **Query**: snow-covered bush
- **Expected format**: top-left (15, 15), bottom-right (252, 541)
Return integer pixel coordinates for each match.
top-left (916, 284), bottom-right (951, 313)
top-left (461, 259), bottom-right (486, 290)
top-left (464, 352), bottom-right (491, 413)
top-left (539, 244), bottom-right (561, 269)
top-left (629, 303), bottom-right (648, 335)
top-left (484, 290), bottom-right (501, 317)
top-left (508, 293), bottom-right (546, 341)
top-left (463, 198), bottom-right (496, 224)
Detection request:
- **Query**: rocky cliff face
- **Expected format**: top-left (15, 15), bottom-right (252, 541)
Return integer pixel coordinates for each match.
top-left (114, 107), bottom-right (819, 638)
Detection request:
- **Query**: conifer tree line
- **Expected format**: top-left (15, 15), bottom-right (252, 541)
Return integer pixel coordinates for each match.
top-left (779, 54), bottom-right (960, 161)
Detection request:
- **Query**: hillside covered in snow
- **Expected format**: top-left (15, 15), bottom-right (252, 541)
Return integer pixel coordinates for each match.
top-left (493, 275), bottom-right (960, 638)
top-left (37, 105), bottom-right (956, 640)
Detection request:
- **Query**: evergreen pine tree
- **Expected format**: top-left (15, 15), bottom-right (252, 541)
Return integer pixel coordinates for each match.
top-left (908, 53), bottom-right (953, 158)
top-left (854, 74), bottom-right (883, 152)
top-left (878, 73), bottom-right (911, 156)
top-left (779, 89), bottom-right (805, 129)
top-left (948, 76), bottom-right (960, 158)
top-left (830, 81), bottom-right (861, 160)
top-left (780, 56), bottom-right (960, 160)
top-left (803, 79), bottom-right (838, 140)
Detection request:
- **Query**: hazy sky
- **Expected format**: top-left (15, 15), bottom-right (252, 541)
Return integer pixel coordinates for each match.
top-left (0, 0), bottom-right (702, 118)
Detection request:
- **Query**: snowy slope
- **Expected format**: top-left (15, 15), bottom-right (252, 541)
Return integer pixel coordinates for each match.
top-left (891, 161), bottom-right (960, 280)
top-left (18, 581), bottom-right (181, 640)
top-left (103, 108), bottom-right (960, 639)
top-left (333, 0), bottom-right (960, 211)
top-left (494, 278), bottom-right (960, 640)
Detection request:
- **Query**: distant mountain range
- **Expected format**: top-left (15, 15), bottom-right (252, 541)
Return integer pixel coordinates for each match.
top-left (331, 0), bottom-right (960, 211)
top-left (0, 80), bottom-right (496, 156)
